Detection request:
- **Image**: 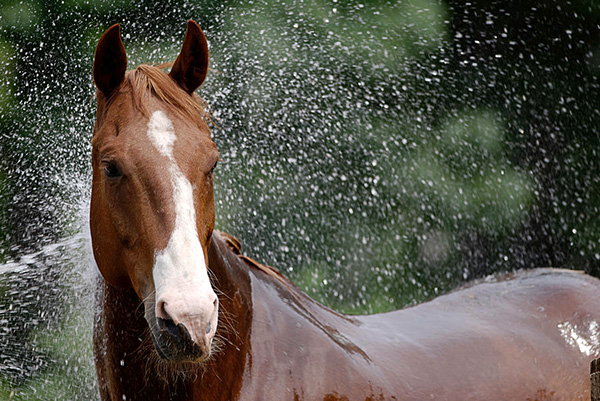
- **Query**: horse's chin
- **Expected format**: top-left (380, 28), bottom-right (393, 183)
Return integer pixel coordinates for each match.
top-left (149, 325), bottom-right (211, 364)
top-left (141, 329), bottom-right (208, 384)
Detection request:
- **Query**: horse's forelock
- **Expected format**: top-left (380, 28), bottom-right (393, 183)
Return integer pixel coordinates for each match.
top-left (127, 64), bottom-right (212, 130)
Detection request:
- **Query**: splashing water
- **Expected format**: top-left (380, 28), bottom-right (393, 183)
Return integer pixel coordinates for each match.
top-left (0, 203), bottom-right (98, 400)
top-left (1, 0), bottom-right (600, 399)
top-left (558, 320), bottom-right (600, 357)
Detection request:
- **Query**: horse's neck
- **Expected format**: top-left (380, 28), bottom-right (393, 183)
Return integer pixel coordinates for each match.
top-left (210, 231), bottom-right (350, 336)
top-left (210, 233), bottom-right (374, 399)
top-left (218, 232), bottom-right (366, 344)
top-left (198, 233), bottom-right (254, 398)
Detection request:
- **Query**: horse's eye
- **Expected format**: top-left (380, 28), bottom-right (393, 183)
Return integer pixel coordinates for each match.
top-left (103, 162), bottom-right (122, 178)
top-left (208, 160), bottom-right (218, 177)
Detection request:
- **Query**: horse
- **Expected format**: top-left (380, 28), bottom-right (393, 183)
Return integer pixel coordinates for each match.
top-left (91, 20), bottom-right (600, 401)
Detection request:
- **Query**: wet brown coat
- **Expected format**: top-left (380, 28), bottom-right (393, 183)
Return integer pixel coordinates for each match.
top-left (95, 231), bottom-right (600, 401)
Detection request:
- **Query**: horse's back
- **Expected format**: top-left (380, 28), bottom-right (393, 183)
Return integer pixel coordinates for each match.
top-left (354, 268), bottom-right (599, 400)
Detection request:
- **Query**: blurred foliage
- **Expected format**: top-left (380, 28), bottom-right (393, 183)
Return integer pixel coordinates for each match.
top-left (0, 0), bottom-right (600, 398)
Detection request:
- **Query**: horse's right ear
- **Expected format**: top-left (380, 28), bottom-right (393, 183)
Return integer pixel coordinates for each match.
top-left (169, 20), bottom-right (209, 94)
top-left (93, 24), bottom-right (127, 97)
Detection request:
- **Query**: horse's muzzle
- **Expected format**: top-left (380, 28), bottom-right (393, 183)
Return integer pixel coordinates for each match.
top-left (142, 282), bottom-right (218, 363)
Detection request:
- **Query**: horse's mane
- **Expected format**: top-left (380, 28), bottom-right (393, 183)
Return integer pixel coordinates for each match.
top-left (217, 231), bottom-right (361, 342)
top-left (126, 64), bottom-right (212, 129)
top-left (217, 231), bottom-right (320, 303)
top-left (218, 231), bottom-right (291, 285)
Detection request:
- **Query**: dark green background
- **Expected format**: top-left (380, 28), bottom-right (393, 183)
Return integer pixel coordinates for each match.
top-left (1, 0), bottom-right (599, 399)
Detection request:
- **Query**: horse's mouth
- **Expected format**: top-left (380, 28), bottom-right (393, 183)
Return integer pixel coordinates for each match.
top-left (149, 318), bottom-right (208, 363)
top-left (143, 298), bottom-right (213, 364)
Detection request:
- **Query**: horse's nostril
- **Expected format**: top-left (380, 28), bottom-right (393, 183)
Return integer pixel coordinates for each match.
top-left (206, 322), bottom-right (211, 334)
top-left (157, 317), bottom-right (180, 339)
top-left (156, 299), bottom-right (169, 320)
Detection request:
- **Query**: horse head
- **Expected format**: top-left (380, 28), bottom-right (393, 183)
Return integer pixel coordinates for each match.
top-left (90, 21), bottom-right (219, 364)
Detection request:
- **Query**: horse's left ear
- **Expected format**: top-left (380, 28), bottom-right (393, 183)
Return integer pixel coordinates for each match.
top-left (170, 20), bottom-right (209, 94)
top-left (93, 24), bottom-right (127, 97)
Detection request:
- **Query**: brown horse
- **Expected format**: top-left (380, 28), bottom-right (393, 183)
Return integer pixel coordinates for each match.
top-left (91, 21), bottom-right (600, 401)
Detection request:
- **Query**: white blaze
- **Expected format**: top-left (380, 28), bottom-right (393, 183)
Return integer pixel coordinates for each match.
top-left (147, 111), bottom-right (176, 158)
top-left (147, 110), bottom-right (216, 345)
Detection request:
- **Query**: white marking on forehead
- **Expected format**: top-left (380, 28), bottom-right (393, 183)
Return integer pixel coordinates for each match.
top-left (147, 110), bottom-right (176, 159)
top-left (147, 110), bottom-right (216, 342)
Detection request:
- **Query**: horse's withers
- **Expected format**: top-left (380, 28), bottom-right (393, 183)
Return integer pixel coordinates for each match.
top-left (90, 21), bottom-right (219, 363)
